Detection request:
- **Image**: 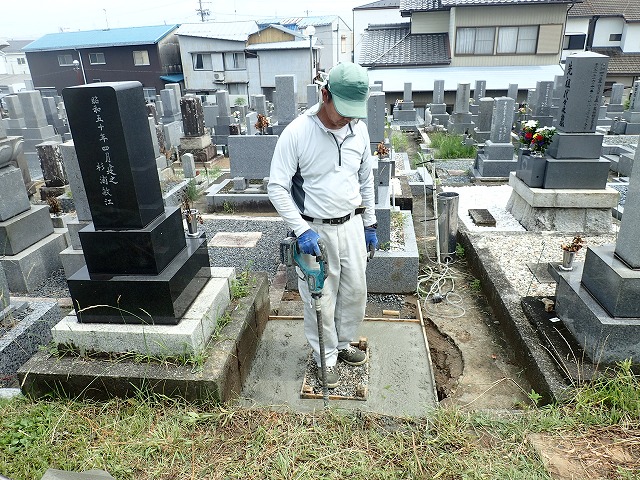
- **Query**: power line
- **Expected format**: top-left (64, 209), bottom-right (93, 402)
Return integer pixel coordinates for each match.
top-left (196, 0), bottom-right (211, 22)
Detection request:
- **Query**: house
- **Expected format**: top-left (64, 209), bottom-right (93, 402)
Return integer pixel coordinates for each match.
top-left (564, 0), bottom-right (640, 92)
top-left (256, 16), bottom-right (353, 71)
top-left (353, 0), bottom-right (403, 64)
top-left (177, 21), bottom-right (318, 105)
top-left (0, 39), bottom-right (31, 76)
top-left (355, 0), bottom-right (572, 103)
top-left (23, 25), bottom-right (181, 101)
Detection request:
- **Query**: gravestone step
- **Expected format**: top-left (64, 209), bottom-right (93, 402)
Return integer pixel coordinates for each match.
top-left (41, 468), bottom-right (115, 480)
top-left (468, 209), bottom-right (496, 227)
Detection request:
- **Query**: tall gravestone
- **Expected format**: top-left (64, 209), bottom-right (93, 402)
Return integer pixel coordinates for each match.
top-left (429, 80), bottom-right (449, 126)
top-left (36, 141), bottom-right (69, 200)
top-left (62, 81), bottom-right (211, 325)
top-left (507, 84), bottom-right (518, 102)
top-left (447, 83), bottom-right (474, 135)
top-left (159, 87), bottom-right (183, 151)
top-left (555, 135), bottom-right (640, 363)
top-left (213, 90), bottom-right (233, 150)
top-left (273, 75), bottom-right (297, 133)
top-left (394, 82), bottom-right (418, 123)
top-left (543, 52), bottom-right (610, 189)
top-left (607, 83), bottom-right (625, 114)
top-left (473, 97), bottom-right (494, 142)
top-left (179, 96), bottom-right (216, 164)
top-left (623, 80), bottom-right (640, 134)
top-left (530, 81), bottom-right (554, 127)
top-left (367, 90), bottom-right (387, 151)
top-left (473, 97), bottom-right (517, 178)
top-left (470, 80), bottom-right (486, 117)
top-left (306, 84), bottom-right (318, 108)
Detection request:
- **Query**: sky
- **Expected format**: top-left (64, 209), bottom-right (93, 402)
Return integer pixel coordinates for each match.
top-left (3, 0), bottom-right (368, 40)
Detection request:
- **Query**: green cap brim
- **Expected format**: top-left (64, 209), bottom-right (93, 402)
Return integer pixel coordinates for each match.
top-left (332, 94), bottom-right (368, 119)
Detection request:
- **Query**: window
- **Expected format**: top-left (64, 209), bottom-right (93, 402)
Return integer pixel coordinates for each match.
top-left (17, 58), bottom-right (26, 65)
top-left (497, 26), bottom-right (538, 54)
top-left (192, 53), bottom-right (212, 70)
top-left (455, 27), bottom-right (495, 55)
top-left (133, 50), bottom-right (150, 66)
top-left (224, 52), bottom-right (245, 70)
top-left (341, 35), bottom-right (347, 54)
top-left (89, 52), bottom-right (105, 65)
top-left (563, 34), bottom-right (586, 50)
top-left (58, 54), bottom-right (74, 66)
top-left (143, 87), bottom-right (156, 102)
top-left (227, 83), bottom-right (247, 96)
top-left (609, 33), bottom-right (622, 41)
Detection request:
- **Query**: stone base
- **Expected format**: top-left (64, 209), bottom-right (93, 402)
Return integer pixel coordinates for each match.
top-left (543, 157), bottom-right (610, 189)
top-left (473, 156), bottom-right (518, 178)
top-left (206, 179), bottom-right (276, 212)
top-left (546, 132), bottom-right (604, 159)
top-left (0, 300), bottom-right (61, 376)
top-left (1, 231), bottom-right (67, 293)
top-left (428, 103), bottom-right (447, 115)
top-left (506, 172), bottom-right (618, 232)
top-left (473, 130), bottom-right (490, 143)
top-left (0, 204), bottom-right (55, 256)
top-left (53, 268), bottom-right (234, 356)
top-left (59, 245), bottom-right (86, 278)
top-left (431, 113), bottom-right (450, 126)
top-left (624, 123), bottom-right (640, 135)
top-left (395, 109), bottom-right (417, 122)
top-left (68, 234), bottom-right (211, 325)
top-left (178, 144), bottom-right (217, 164)
top-left (555, 262), bottom-right (640, 365)
top-left (18, 272), bottom-right (270, 403)
top-left (179, 134), bottom-right (212, 150)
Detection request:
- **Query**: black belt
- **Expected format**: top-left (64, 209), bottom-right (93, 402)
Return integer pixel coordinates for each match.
top-left (301, 207), bottom-right (365, 225)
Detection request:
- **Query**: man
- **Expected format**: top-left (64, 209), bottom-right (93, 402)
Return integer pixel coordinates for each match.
top-left (268, 62), bottom-right (378, 388)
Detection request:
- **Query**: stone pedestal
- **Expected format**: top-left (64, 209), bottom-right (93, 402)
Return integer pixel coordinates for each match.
top-left (506, 172), bottom-right (618, 232)
top-left (447, 112), bottom-right (474, 135)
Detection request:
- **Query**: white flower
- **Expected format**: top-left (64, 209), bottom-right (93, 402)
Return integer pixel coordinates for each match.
top-left (524, 120), bottom-right (538, 128)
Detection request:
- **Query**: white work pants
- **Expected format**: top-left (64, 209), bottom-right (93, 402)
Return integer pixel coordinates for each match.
top-left (297, 215), bottom-right (369, 367)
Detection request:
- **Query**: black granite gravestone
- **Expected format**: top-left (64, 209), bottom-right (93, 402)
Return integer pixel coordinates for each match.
top-left (62, 82), bottom-right (211, 325)
top-left (180, 96), bottom-right (205, 137)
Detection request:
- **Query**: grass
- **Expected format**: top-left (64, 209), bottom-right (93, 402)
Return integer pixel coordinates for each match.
top-left (428, 132), bottom-right (477, 159)
top-left (391, 130), bottom-right (409, 152)
top-left (1, 362), bottom-right (638, 479)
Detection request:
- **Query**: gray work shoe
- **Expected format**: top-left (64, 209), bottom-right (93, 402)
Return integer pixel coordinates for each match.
top-left (317, 365), bottom-right (339, 388)
top-left (338, 345), bottom-right (367, 366)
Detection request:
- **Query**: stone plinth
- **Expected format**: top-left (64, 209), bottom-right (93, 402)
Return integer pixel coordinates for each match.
top-left (506, 173), bottom-right (618, 232)
top-left (228, 135), bottom-right (278, 180)
top-left (0, 166), bottom-right (31, 221)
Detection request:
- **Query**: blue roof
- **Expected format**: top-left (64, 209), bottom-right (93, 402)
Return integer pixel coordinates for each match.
top-left (24, 25), bottom-right (179, 52)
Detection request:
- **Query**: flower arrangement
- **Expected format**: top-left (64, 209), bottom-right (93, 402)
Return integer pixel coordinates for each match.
top-left (180, 186), bottom-right (203, 227)
top-left (529, 126), bottom-right (557, 154)
top-left (517, 103), bottom-right (529, 116)
top-left (375, 142), bottom-right (389, 158)
top-left (254, 114), bottom-right (270, 135)
top-left (519, 120), bottom-right (539, 145)
top-left (561, 235), bottom-right (585, 252)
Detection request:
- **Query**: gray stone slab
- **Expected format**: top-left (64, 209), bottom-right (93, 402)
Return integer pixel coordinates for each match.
top-left (1, 231), bottom-right (66, 293)
top-left (245, 111), bottom-right (258, 136)
top-left (433, 80), bottom-right (445, 104)
top-left (630, 80), bottom-right (640, 112)
top-left (507, 84), bottom-right (518, 102)
top-left (228, 135), bottom-right (278, 179)
top-left (0, 166), bottom-right (31, 221)
top-left (557, 52), bottom-right (609, 133)
top-left (275, 75), bottom-right (297, 124)
top-left (1, 301), bottom-right (61, 377)
top-left (476, 97), bottom-right (494, 132)
top-left (163, 121), bottom-right (183, 150)
top-left (476, 154), bottom-right (518, 177)
top-left (203, 105), bottom-right (219, 128)
top-left (306, 84), bottom-right (318, 108)
top-left (543, 158), bottom-right (610, 189)
top-left (403, 82), bottom-right (412, 102)
top-left (160, 88), bottom-right (180, 117)
top-left (533, 81), bottom-right (554, 116)
top-left (468, 208), bottom-right (496, 226)
top-left (59, 141), bottom-right (91, 222)
top-left (366, 91), bottom-right (386, 143)
top-left (4, 95), bottom-right (23, 120)
top-left (181, 152), bottom-right (196, 178)
top-left (254, 94), bottom-right (267, 116)
top-left (216, 90), bottom-right (231, 117)
top-left (66, 218), bottom-right (90, 250)
top-left (41, 468), bottom-right (115, 480)
top-left (490, 98), bottom-right (515, 140)
top-left (484, 141), bottom-right (515, 160)
top-left (0, 264), bottom-right (8, 309)
top-left (547, 132), bottom-right (604, 159)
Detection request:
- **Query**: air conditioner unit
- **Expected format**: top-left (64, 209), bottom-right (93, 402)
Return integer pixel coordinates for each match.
top-left (213, 71), bottom-right (225, 82)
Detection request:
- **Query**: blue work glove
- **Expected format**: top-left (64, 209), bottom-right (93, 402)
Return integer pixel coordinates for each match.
top-left (298, 229), bottom-right (321, 256)
top-left (364, 225), bottom-right (378, 251)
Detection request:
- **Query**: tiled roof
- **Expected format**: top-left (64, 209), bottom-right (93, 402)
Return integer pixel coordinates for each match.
top-left (354, 0), bottom-right (401, 10)
top-left (24, 25), bottom-right (178, 52)
top-left (400, 0), bottom-right (573, 13)
top-left (3, 40), bottom-right (34, 53)
top-left (568, 0), bottom-right (640, 22)
top-left (591, 48), bottom-right (640, 75)
top-left (359, 24), bottom-right (450, 67)
top-left (256, 16), bottom-right (340, 28)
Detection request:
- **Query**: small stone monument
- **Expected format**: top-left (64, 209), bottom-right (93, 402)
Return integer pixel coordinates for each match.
top-left (530, 81), bottom-right (554, 127)
top-left (178, 95), bottom-right (217, 165)
top-left (473, 97), bottom-right (517, 179)
top-left (607, 83), bottom-right (625, 114)
top-left (272, 75), bottom-right (297, 135)
top-left (473, 97), bottom-right (494, 143)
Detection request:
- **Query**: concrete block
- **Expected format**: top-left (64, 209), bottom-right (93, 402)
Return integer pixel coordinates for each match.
top-left (0, 205), bottom-right (54, 256)
top-left (0, 166), bottom-right (31, 221)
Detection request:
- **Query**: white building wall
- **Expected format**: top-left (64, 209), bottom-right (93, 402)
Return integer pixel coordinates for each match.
top-left (254, 49), bottom-right (310, 105)
top-left (353, 7), bottom-right (403, 64)
top-left (592, 17), bottom-right (625, 47)
top-left (622, 23), bottom-right (640, 53)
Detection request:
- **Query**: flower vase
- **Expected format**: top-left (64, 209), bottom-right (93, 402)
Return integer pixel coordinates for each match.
top-left (531, 150), bottom-right (546, 157)
top-left (185, 209), bottom-right (200, 236)
top-left (559, 250), bottom-right (576, 271)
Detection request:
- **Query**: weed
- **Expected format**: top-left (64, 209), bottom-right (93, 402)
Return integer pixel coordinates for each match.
top-left (428, 132), bottom-right (476, 159)
top-left (528, 389), bottom-right (542, 407)
top-left (391, 131), bottom-right (409, 152)
top-left (455, 243), bottom-right (465, 257)
top-left (230, 268), bottom-right (253, 300)
top-left (470, 278), bottom-right (481, 291)
top-left (222, 201), bottom-right (234, 214)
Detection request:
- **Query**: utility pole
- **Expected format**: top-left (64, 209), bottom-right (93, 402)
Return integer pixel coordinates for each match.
top-left (196, 0), bottom-right (210, 22)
